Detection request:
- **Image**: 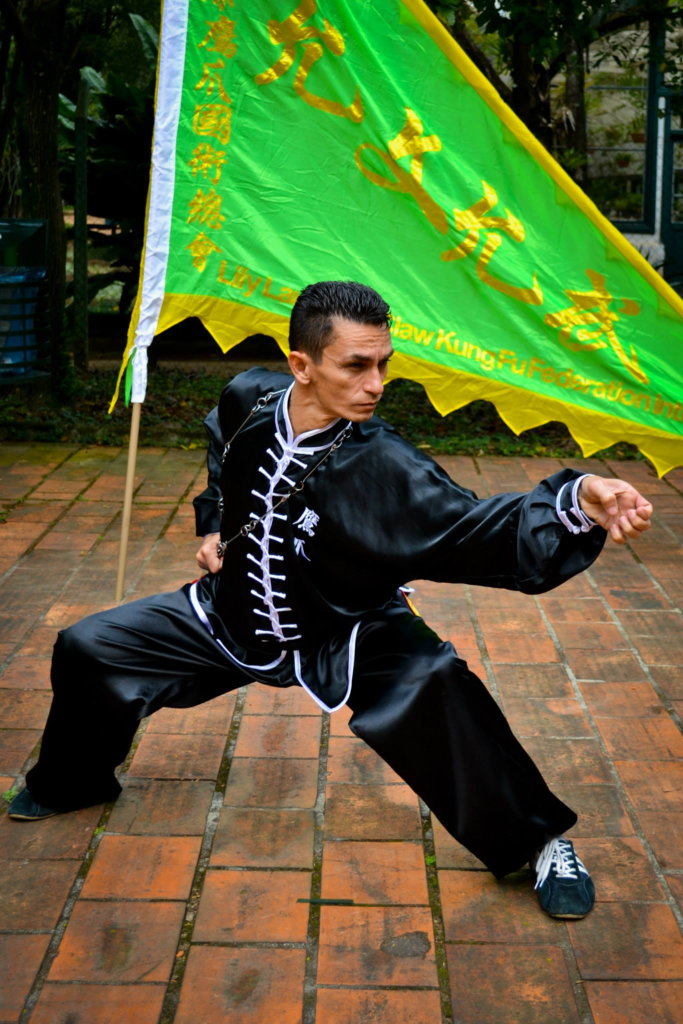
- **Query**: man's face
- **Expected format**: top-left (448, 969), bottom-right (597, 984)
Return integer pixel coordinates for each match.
top-left (291, 318), bottom-right (394, 423)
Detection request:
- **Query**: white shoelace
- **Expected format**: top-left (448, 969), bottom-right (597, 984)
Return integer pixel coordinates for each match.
top-left (534, 838), bottom-right (589, 890)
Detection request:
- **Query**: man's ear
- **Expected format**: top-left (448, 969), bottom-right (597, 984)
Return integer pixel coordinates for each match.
top-left (288, 349), bottom-right (314, 384)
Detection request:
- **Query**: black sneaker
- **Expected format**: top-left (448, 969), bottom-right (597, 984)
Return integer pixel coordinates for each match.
top-left (7, 787), bottom-right (57, 821)
top-left (532, 837), bottom-right (595, 919)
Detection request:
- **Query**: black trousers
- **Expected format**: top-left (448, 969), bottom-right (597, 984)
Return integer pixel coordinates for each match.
top-left (26, 584), bottom-right (576, 878)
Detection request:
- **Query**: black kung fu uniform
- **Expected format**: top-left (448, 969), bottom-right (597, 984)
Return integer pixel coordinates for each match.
top-left (27, 368), bottom-right (606, 878)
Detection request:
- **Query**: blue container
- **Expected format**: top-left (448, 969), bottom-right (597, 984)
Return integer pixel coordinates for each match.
top-left (0, 267), bottom-right (46, 376)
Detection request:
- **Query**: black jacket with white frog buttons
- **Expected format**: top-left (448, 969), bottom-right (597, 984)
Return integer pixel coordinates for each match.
top-left (193, 367), bottom-right (605, 656)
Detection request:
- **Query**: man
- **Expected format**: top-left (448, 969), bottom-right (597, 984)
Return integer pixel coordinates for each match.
top-left (10, 281), bottom-right (653, 920)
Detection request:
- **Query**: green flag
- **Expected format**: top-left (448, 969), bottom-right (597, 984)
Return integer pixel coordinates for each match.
top-left (113, 0), bottom-right (683, 476)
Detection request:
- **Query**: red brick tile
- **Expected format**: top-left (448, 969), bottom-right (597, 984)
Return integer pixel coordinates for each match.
top-left (432, 817), bottom-right (486, 869)
top-left (15, 628), bottom-right (59, 657)
top-left (0, 774), bottom-right (14, 791)
top-left (315, 989), bottom-right (442, 1024)
top-left (43, 601), bottom-right (112, 629)
top-left (193, 869), bottom-right (310, 942)
top-left (615, 760), bottom-right (683, 812)
top-left (233, 714), bottom-right (321, 758)
top-left (322, 840), bottom-right (429, 904)
top-left (36, 532), bottom-right (100, 552)
top-left (0, 613), bottom-right (39, 644)
top-left (325, 784), bottom-right (422, 840)
top-left (107, 778), bottom-right (211, 835)
top-left (481, 630), bottom-right (558, 663)
top-left (224, 757), bottom-right (319, 807)
top-left (317, 906), bottom-right (437, 986)
top-left (541, 597), bottom-right (610, 623)
top-left (0, 934), bottom-right (50, 1021)
top-left (554, 784), bottom-right (633, 838)
top-left (0, 729), bottom-right (40, 774)
top-left (521, 737), bottom-right (612, 785)
top-left (649, 665), bottom-right (683, 700)
top-left (175, 947), bottom-right (306, 1024)
top-left (635, 635), bottom-right (683, 665)
top-left (503, 697), bottom-right (592, 738)
top-left (326, 736), bottom-right (402, 784)
top-left (81, 835), bottom-right (201, 899)
top-left (493, 663), bottom-right (574, 699)
top-left (0, 803), bottom-right (102, 859)
top-left (585, 980), bottom-right (683, 1024)
top-left (0, 688), bottom-right (51, 729)
top-left (243, 683), bottom-right (321, 715)
top-left (638, 812), bottom-right (683, 870)
top-left (127, 731), bottom-right (225, 779)
top-left (564, 649), bottom-right (647, 681)
top-left (145, 693), bottom-right (236, 734)
top-left (579, 681), bottom-right (667, 718)
top-left (551, 621), bottom-right (627, 650)
top-left (447, 944), bottom-right (580, 1024)
top-left (665, 873), bottom-right (683, 915)
top-left (1, 859), bottom-right (79, 930)
top-left (52, 514), bottom-right (112, 533)
top-left (31, 984), bottom-right (166, 1024)
top-left (595, 717), bottom-right (683, 760)
top-left (329, 704), bottom-right (355, 737)
top-left (568, 903), bottom-right (683, 979)
top-left (599, 584), bottom-right (672, 610)
top-left (106, 778), bottom-right (214, 835)
top-left (49, 900), bottom-right (185, 982)
top-left (210, 807), bottom-right (315, 868)
top-left (663, 580), bottom-right (683, 609)
top-left (577, 838), bottom-right (663, 901)
top-left (439, 870), bottom-right (564, 943)
top-left (0, 656), bottom-right (51, 689)
top-left (617, 610), bottom-right (682, 636)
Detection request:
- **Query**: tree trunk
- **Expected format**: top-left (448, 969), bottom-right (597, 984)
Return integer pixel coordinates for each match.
top-left (16, 0), bottom-right (70, 390)
top-left (563, 43), bottom-right (588, 185)
top-left (510, 37), bottom-right (553, 150)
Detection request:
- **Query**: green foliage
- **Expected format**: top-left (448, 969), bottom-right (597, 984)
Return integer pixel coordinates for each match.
top-left (58, 14), bottom-right (158, 315)
top-left (0, 367), bottom-right (643, 463)
top-left (428, 0), bottom-right (609, 69)
top-left (59, 0), bottom-right (161, 100)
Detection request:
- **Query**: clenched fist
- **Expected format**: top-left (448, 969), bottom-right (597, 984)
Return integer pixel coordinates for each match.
top-left (578, 476), bottom-right (653, 545)
top-left (196, 532), bottom-right (223, 574)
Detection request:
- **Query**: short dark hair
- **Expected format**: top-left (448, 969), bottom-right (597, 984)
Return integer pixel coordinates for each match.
top-left (289, 281), bottom-right (392, 362)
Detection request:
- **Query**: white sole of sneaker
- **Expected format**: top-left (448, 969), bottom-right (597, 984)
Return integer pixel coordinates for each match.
top-left (8, 811), bottom-right (57, 821)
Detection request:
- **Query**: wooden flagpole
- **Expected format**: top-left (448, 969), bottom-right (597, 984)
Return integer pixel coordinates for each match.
top-left (115, 402), bottom-right (142, 602)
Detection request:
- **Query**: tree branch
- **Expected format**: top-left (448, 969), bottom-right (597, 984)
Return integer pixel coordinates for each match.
top-left (0, 0), bottom-right (30, 62)
top-left (453, 27), bottom-right (513, 104)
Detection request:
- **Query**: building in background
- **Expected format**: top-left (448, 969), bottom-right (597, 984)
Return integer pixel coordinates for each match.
top-left (582, 18), bottom-right (683, 288)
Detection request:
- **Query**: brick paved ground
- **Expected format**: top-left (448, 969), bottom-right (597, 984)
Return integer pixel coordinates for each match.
top-left (1, 442), bottom-right (683, 1023)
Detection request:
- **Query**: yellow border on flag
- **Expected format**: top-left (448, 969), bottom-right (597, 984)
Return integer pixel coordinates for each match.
top-left (403, 0), bottom-right (683, 321)
top-left (386, 350), bottom-right (683, 478)
top-left (124, 288), bottom-right (683, 476)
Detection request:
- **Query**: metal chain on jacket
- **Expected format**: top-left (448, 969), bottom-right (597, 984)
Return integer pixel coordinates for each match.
top-left (215, 389), bottom-right (353, 558)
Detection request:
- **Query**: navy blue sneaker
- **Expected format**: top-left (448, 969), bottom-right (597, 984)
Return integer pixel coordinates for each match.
top-left (532, 837), bottom-right (595, 919)
top-left (7, 787), bottom-right (57, 821)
